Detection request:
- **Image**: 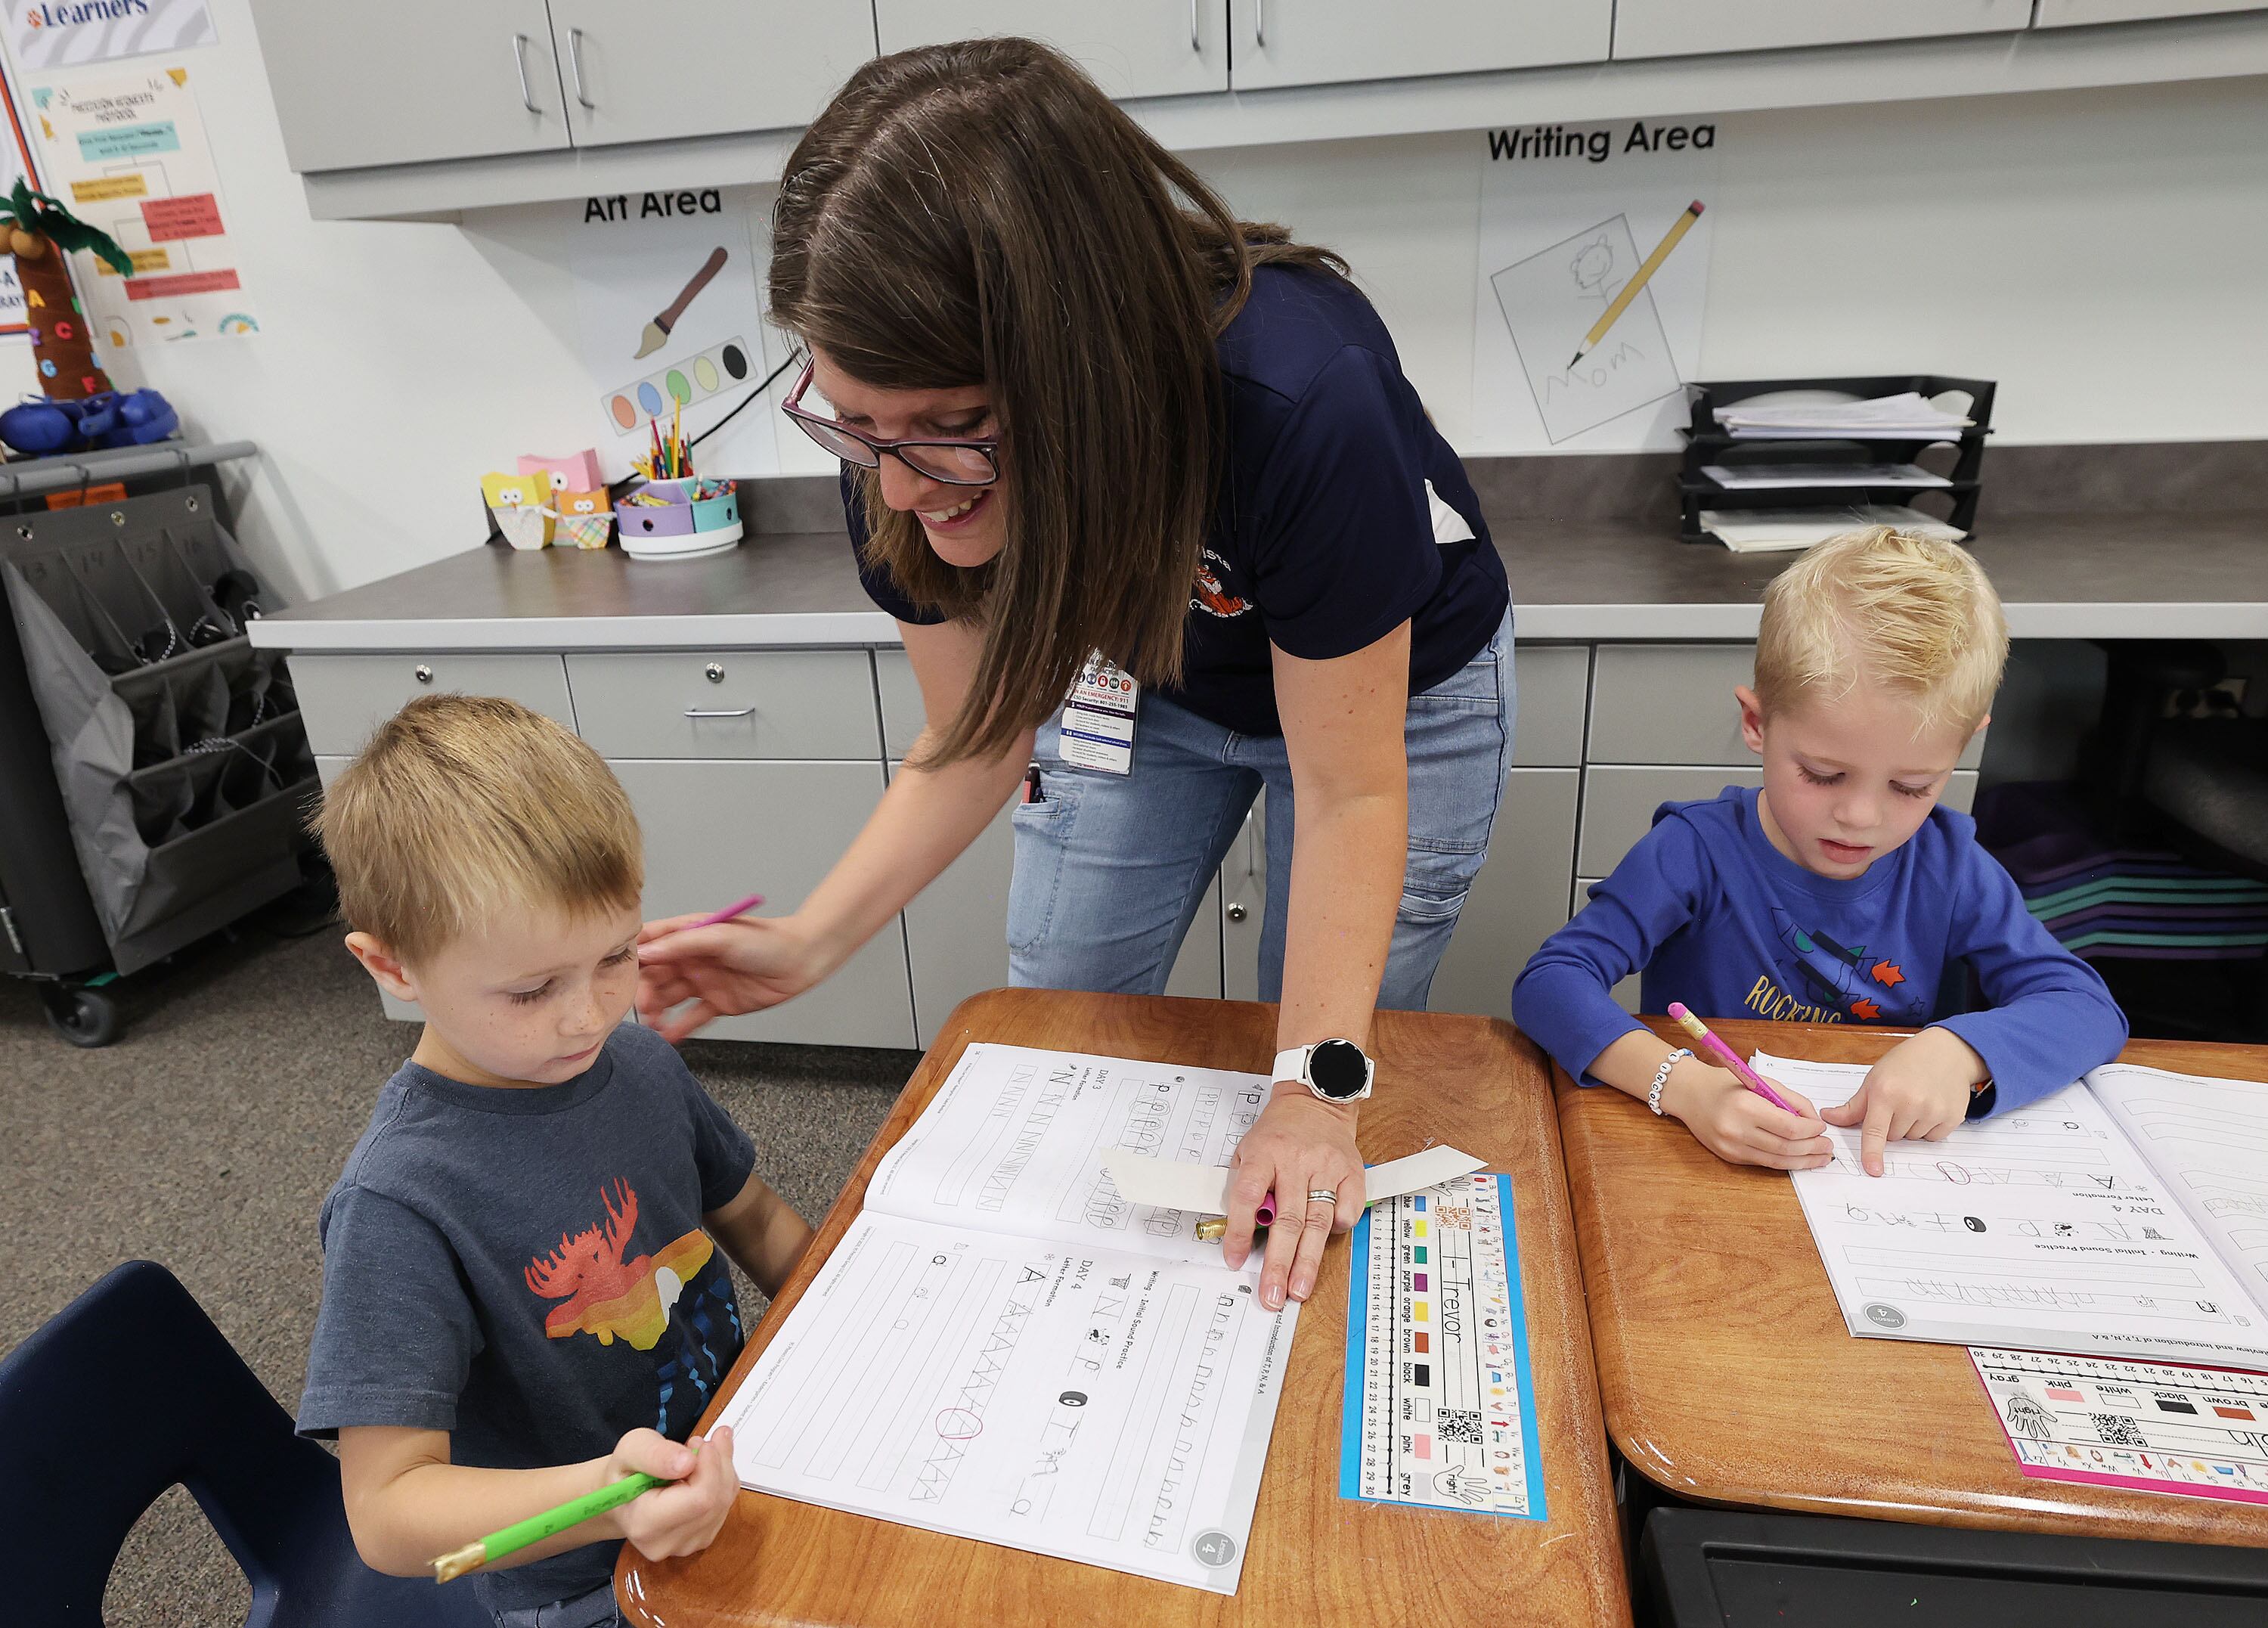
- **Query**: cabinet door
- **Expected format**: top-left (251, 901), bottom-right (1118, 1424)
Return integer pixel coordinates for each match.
top-left (1221, 799), bottom-right (1267, 1003)
top-left (247, 0), bottom-right (570, 171)
top-left (547, 0), bottom-right (875, 147)
top-left (618, 759), bottom-right (916, 1048)
top-left (1428, 769), bottom-right (1580, 1019)
top-left (1613, 0), bottom-right (2029, 60)
top-left (874, 2), bottom-right (1228, 100)
top-left (1228, 0), bottom-right (1609, 91)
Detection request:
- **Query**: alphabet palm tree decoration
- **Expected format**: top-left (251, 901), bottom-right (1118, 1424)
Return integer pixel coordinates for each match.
top-left (0, 178), bottom-right (134, 400)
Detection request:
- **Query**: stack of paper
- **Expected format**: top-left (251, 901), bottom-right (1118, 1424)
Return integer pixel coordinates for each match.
top-left (1715, 392), bottom-right (1973, 441)
top-left (1699, 504), bottom-right (1968, 554)
top-left (1701, 462), bottom-right (1951, 491)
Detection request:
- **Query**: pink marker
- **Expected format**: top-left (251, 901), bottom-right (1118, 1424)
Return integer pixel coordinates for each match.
top-left (683, 892), bottom-right (766, 932)
top-left (1666, 1002), bottom-right (1804, 1116)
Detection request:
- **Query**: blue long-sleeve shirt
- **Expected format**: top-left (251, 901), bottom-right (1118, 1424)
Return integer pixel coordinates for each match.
top-left (1512, 786), bottom-right (2127, 1115)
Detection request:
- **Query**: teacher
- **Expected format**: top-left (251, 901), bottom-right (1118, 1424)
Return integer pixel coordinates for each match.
top-left (637, 39), bottom-right (1514, 1313)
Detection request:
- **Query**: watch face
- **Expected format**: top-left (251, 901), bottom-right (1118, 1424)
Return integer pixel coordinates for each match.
top-left (1308, 1040), bottom-right (1369, 1100)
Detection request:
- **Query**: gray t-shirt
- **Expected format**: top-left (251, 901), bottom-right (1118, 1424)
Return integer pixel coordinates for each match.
top-left (297, 1022), bottom-right (757, 1615)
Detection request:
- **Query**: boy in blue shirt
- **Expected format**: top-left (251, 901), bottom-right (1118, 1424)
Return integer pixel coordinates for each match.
top-left (1514, 527), bottom-right (2126, 1178)
top-left (296, 695), bottom-right (813, 1628)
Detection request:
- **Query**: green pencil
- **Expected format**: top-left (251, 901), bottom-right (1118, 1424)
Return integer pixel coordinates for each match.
top-left (432, 1465), bottom-right (677, 1583)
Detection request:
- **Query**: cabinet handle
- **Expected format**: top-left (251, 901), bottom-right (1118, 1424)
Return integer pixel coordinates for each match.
top-left (1226, 902), bottom-right (1248, 923)
top-left (683, 706), bottom-right (756, 720)
top-left (567, 27), bottom-right (596, 111)
top-left (1189, 0), bottom-right (1200, 53)
top-left (413, 665), bottom-right (433, 684)
top-left (510, 33), bottom-right (541, 115)
top-left (1254, 0), bottom-right (1266, 49)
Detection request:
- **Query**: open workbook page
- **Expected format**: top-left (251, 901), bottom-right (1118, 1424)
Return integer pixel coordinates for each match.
top-left (2087, 1063), bottom-right (2268, 1303)
top-left (720, 1044), bottom-right (1297, 1593)
top-left (1759, 1053), bottom-right (2268, 1368)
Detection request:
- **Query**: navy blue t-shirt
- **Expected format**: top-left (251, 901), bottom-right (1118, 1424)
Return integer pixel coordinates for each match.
top-left (297, 1023), bottom-right (757, 1616)
top-left (846, 263), bottom-right (1512, 737)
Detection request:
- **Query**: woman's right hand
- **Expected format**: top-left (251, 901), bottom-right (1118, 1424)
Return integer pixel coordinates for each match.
top-left (635, 914), bottom-right (831, 1042)
top-left (1659, 1061), bottom-right (1833, 1171)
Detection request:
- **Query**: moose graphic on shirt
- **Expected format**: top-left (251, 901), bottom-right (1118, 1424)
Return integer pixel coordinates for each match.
top-left (525, 1178), bottom-right (743, 1433)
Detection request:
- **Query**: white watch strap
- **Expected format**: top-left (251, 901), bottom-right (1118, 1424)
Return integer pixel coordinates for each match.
top-left (1272, 1045), bottom-right (1309, 1084)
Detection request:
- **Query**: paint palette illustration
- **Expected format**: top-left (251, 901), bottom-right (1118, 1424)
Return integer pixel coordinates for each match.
top-left (603, 334), bottom-right (752, 436)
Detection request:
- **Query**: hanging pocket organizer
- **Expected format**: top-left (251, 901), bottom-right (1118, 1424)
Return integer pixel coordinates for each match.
top-left (0, 487), bottom-right (316, 971)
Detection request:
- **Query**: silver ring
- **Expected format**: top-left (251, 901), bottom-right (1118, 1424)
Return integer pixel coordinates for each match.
top-left (1307, 1189), bottom-right (1338, 1204)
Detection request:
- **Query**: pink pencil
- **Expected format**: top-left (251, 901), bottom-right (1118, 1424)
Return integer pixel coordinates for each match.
top-left (1666, 1003), bottom-right (1804, 1116)
top-left (683, 892), bottom-right (765, 932)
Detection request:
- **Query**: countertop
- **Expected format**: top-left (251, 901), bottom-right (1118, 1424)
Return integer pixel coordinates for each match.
top-left (249, 511), bottom-right (2268, 653)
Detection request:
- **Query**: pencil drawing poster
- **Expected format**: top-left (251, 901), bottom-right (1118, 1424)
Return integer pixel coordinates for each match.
top-left (1473, 116), bottom-right (1723, 451)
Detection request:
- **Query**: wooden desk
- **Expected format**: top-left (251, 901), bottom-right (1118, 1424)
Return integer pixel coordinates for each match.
top-left (620, 988), bottom-right (1629, 1626)
top-left (1555, 1019), bottom-right (2268, 1548)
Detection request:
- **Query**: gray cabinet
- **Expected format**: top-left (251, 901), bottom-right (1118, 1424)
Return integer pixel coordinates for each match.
top-left (568, 650), bottom-right (878, 760)
top-left (249, 0), bottom-right (572, 171)
top-left (1227, 0), bottom-right (1610, 88)
top-left (616, 758), bottom-right (914, 1047)
top-left (875, 2), bottom-right (1229, 98)
top-left (291, 653), bottom-right (575, 758)
top-left (547, 0), bottom-right (875, 145)
top-left (2035, 0), bottom-right (2265, 20)
top-left (1612, 0), bottom-right (2031, 58)
top-left (1512, 646), bottom-right (1590, 769)
top-left (1429, 768), bottom-right (1581, 1019)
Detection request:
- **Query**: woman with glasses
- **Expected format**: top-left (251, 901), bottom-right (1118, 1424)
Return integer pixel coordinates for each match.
top-left (637, 38), bottom-right (1514, 1316)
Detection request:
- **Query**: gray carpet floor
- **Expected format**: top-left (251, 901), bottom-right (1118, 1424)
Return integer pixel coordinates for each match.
top-left (0, 913), bottom-right (913, 1625)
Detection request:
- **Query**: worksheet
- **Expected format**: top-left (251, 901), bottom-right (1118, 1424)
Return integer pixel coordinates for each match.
top-left (2089, 1064), bottom-right (2268, 1296)
top-left (1764, 1053), bottom-right (2268, 1368)
top-left (721, 1045), bottom-right (1297, 1593)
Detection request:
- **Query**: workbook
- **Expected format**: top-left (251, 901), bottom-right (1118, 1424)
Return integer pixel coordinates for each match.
top-left (1765, 1053), bottom-right (2268, 1369)
top-left (718, 1043), bottom-right (1298, 1594)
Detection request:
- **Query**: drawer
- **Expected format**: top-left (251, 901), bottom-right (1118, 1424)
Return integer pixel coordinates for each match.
top-left (567, 650), bottom-right (879, 760)
top-left (1577, 765), bottom-right (1978, 876)
top-left (878, 647), bottom-right (922, 758)
top-left (290, 653), bottom-right (573, 758)
top-left (1430, 767), bottom-right (1579, 1018)
top-left (1588, 644), bottom-right (1986, 769)
top-left (1511, 646), bottom-right (1588, 768)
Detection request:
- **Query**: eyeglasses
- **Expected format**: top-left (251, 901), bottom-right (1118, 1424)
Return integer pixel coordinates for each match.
top-left (781, 361), bottom-right (1001, 487)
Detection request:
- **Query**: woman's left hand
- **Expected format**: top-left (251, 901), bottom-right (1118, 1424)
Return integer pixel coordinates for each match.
top-left (1221, 1090), bottom-right (1365, 1310)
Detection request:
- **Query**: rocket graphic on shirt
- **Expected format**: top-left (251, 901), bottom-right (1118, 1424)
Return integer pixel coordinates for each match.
top-left (1769, 906), bottom-right (1928, 1025)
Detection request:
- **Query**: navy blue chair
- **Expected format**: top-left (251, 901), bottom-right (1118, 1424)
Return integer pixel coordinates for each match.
top-left (0, 1260), bottom-right (489, 1625)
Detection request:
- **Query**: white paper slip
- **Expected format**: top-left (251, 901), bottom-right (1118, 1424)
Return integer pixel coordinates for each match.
top-left (1762, 1052), bottom-right (2268, 1369)
top-left (1971, 1347), bottom-right (2268, 1507)
top-left (1342, 1173), bottom-right (1547, 1519)
top-left (1701, 462), bottom-right (1950, 490)
top-left (1101, 1144), bottom-right (1487, 1220)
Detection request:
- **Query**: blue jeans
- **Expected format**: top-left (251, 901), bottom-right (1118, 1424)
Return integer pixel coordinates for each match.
top-left (1009, 609), bottom-right (1515, 1010)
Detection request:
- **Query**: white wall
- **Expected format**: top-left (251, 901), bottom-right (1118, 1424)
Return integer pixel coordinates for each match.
top-left (0, 0), bottom-right (2259, 602)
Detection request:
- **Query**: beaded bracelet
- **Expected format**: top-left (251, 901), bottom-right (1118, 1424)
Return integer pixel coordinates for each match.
top-left (1648, 1047), bottom-right (1693, 1116)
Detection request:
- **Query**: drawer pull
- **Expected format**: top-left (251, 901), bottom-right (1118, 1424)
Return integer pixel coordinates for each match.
top-left (683, 706), bottom-right (756, 720)
top-left (413, 665), bottom-right (433, 684)
top-left (704, 662), bottom-right (725, 683)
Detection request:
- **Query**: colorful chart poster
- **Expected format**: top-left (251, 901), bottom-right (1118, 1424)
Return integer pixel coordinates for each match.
top-left (1342, 1173), bottom-right (1546, 1520)
top-left (1972, 1347), bottom-right (2268, 1507)
top-left (29, 64), bottom-right (253, 346)
top-left (8, 0), bottom-right (215, 72)
top-left (0, 51), bottom-right (39, 335)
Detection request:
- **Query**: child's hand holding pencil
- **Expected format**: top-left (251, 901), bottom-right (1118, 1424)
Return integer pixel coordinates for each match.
top-left (432, 1425), bottom-right (737, 1583)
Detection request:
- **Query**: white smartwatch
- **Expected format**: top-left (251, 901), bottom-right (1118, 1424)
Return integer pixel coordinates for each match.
top-left (1273, 1039), bottom-right (1375, 1105)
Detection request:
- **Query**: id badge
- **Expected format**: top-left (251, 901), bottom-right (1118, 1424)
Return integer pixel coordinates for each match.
top-left (1060, 653), bottom-right (1137, 776)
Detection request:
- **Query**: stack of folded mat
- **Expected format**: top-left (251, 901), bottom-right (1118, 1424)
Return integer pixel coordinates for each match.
top-left (1977, 782), bottom-right (2268, 963)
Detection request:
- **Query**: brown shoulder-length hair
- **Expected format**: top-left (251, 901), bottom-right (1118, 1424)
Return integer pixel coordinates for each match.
top-left (770, 36), bottom-right (1345, 766)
